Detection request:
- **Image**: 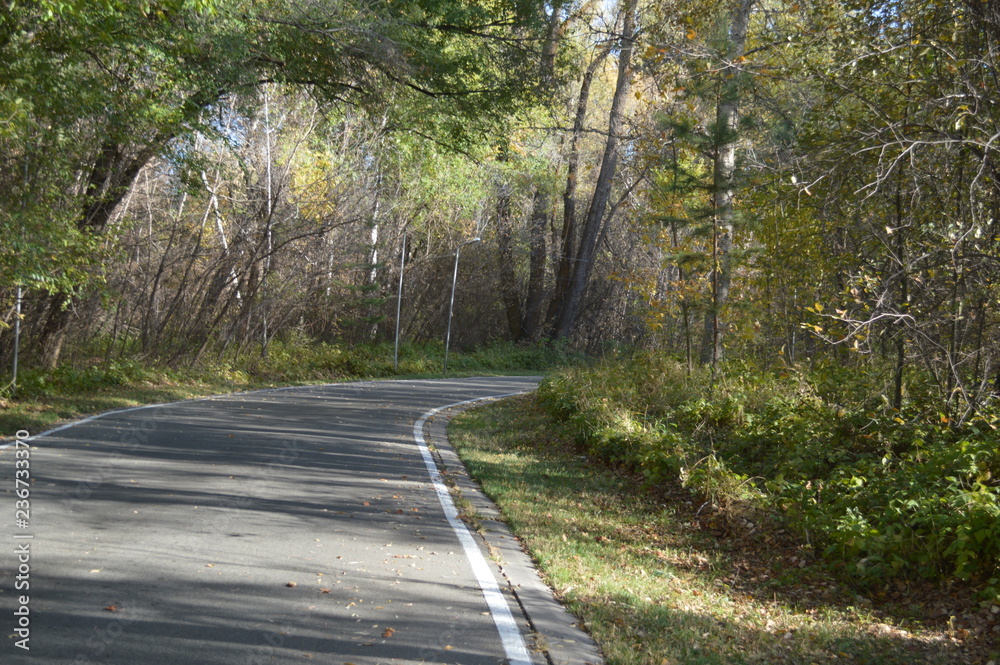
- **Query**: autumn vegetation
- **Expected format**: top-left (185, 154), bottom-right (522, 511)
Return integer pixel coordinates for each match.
top-left (2, 0), bottom-right (999, 638)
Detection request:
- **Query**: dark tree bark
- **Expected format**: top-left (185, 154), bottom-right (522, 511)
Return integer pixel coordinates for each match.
top-left (523, 187), bottom-right (549, 340)
top-left (554, 0), bottom-right (638, 341)
top-left (495, 180), bottom-right (525, 340)
top-left (546, 47), bottom-right (609, 331)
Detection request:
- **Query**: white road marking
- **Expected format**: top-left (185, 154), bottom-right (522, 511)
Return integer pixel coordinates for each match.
top-left (413, 394), bottom-right (533, 665)
top-left (2, 379), bottom-right (541, 661)
top-left (0, 403), bottom-right (163, 448)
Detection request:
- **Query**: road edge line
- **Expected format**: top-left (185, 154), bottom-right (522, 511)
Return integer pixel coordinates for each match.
top-left (0, 378), bottom-right (413, 450)
top-left (425, 397), bottom-right (606, 665)
top-left (414, 394), bottom-right (534, 665)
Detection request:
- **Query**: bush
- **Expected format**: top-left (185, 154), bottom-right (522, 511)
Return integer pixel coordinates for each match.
top-left (537, 353), bottom-right (1000, 598)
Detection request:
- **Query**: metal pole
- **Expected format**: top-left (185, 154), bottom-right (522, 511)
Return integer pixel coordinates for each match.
top-left (394, 232), bottom-right (407, 372)
top-left (262, 85), bottom-right (273, 358)
top-left (12, 285), bottom-right (21, 397)
top-left (444, 237), bottom-right (480, 375)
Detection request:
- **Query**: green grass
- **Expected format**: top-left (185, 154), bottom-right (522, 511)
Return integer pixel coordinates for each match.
top-left (448, 394), bottom-right (980, 665)
top-left (0, 366), bottom-right (259, 437)
top-left (0, 340), bottom-right (580, 438)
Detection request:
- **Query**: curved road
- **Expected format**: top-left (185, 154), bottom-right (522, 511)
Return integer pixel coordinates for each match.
top-left (0, 377), bottom-right (594, 664)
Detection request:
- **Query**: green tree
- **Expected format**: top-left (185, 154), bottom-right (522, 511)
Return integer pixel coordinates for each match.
top-left (1, 0), bottom-right (553, 367)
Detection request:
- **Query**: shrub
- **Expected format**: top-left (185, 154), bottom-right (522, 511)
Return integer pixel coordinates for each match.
top-left (537, 353), bottom-right (1000, 597)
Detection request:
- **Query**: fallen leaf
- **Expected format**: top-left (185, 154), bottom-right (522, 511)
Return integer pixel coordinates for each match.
top-left (320, 588), bottom-right (331, 593)
top-left (382, 627), bottom-right (395, 638)
top-left (286, 582), bottom-right (298, 588)
top-left (104, 605), bottom-right (118, 612)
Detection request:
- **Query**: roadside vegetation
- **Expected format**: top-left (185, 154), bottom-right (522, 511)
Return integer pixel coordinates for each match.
top-left (450, 392), bottom-right (1000, 665)
top-left (0, 340), bottom-right (578, 437)
top-left (4, 1), bottom-right (1000, 662)
top-left (538, 354), bottom-right (1000, 598)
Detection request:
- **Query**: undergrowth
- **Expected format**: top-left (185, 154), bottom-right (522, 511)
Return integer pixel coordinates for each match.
top-left (537, 352), bottom-right (1000, 601)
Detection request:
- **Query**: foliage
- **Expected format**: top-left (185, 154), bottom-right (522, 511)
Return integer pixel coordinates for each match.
top-left (537, 352), bottom-right (1000, 598)
top-left (0, 0), bottom-right (556, 366)
top-left (449, 395), bottom-right (977, 665)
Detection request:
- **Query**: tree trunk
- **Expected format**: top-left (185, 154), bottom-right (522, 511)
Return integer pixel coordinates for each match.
top-left (523, 187), bottom-right (549, 340)
top-left (700, 0), bottom-right (755, 366)
top-left (81, 141), bottom-right (160, 233)
top-left (495, 180), bottom-right (524, 341)
top-left (554, 0), bottom-right (638, 340)
top-left (547, 45), bottom-right (611, 332)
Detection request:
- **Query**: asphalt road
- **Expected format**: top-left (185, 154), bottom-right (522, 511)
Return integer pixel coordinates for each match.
top-left (0, 377), bottom-right (584, 665)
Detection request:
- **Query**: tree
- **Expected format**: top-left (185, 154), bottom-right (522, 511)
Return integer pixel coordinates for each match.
top-left (552, 0), bottom-right (641, 340)
top-left (782, 0), bottom-right (1000, 419)
top-left (1, 0), bottom-right (554, 367)
top-left (700, 0), bottom-right (755, 368)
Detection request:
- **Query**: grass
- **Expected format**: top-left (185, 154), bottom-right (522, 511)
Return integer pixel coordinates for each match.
top-left (448, 394), bottom-right (989, 665)
top-left (0, 368), bottom-right (255, 437)
top-left (0, 340), bottom-right (579, 438)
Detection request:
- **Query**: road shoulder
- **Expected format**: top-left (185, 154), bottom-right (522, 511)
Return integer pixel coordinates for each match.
top-left (424, 399), bottom-right (605, 665)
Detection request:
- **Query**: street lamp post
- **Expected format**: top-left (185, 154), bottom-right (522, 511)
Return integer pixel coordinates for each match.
top-left (443, 237), bottom-right (480, 375)
top-left (393, 232), bottom-right (407, 373)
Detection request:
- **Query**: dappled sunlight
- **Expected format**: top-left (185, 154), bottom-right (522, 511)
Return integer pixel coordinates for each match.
top-left (1, 378), bottom-right (542, 664)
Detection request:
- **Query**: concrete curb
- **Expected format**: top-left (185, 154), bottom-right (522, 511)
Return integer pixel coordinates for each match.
top-left (424, 399), bottom-right (605, 665)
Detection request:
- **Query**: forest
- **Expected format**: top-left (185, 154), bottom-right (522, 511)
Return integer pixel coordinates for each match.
top-left (2, 0), bottom-right (999, 638)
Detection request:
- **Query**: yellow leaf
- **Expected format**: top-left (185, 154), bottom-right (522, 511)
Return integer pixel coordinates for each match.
top-left (686, 29), bottom-right (697, 40)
